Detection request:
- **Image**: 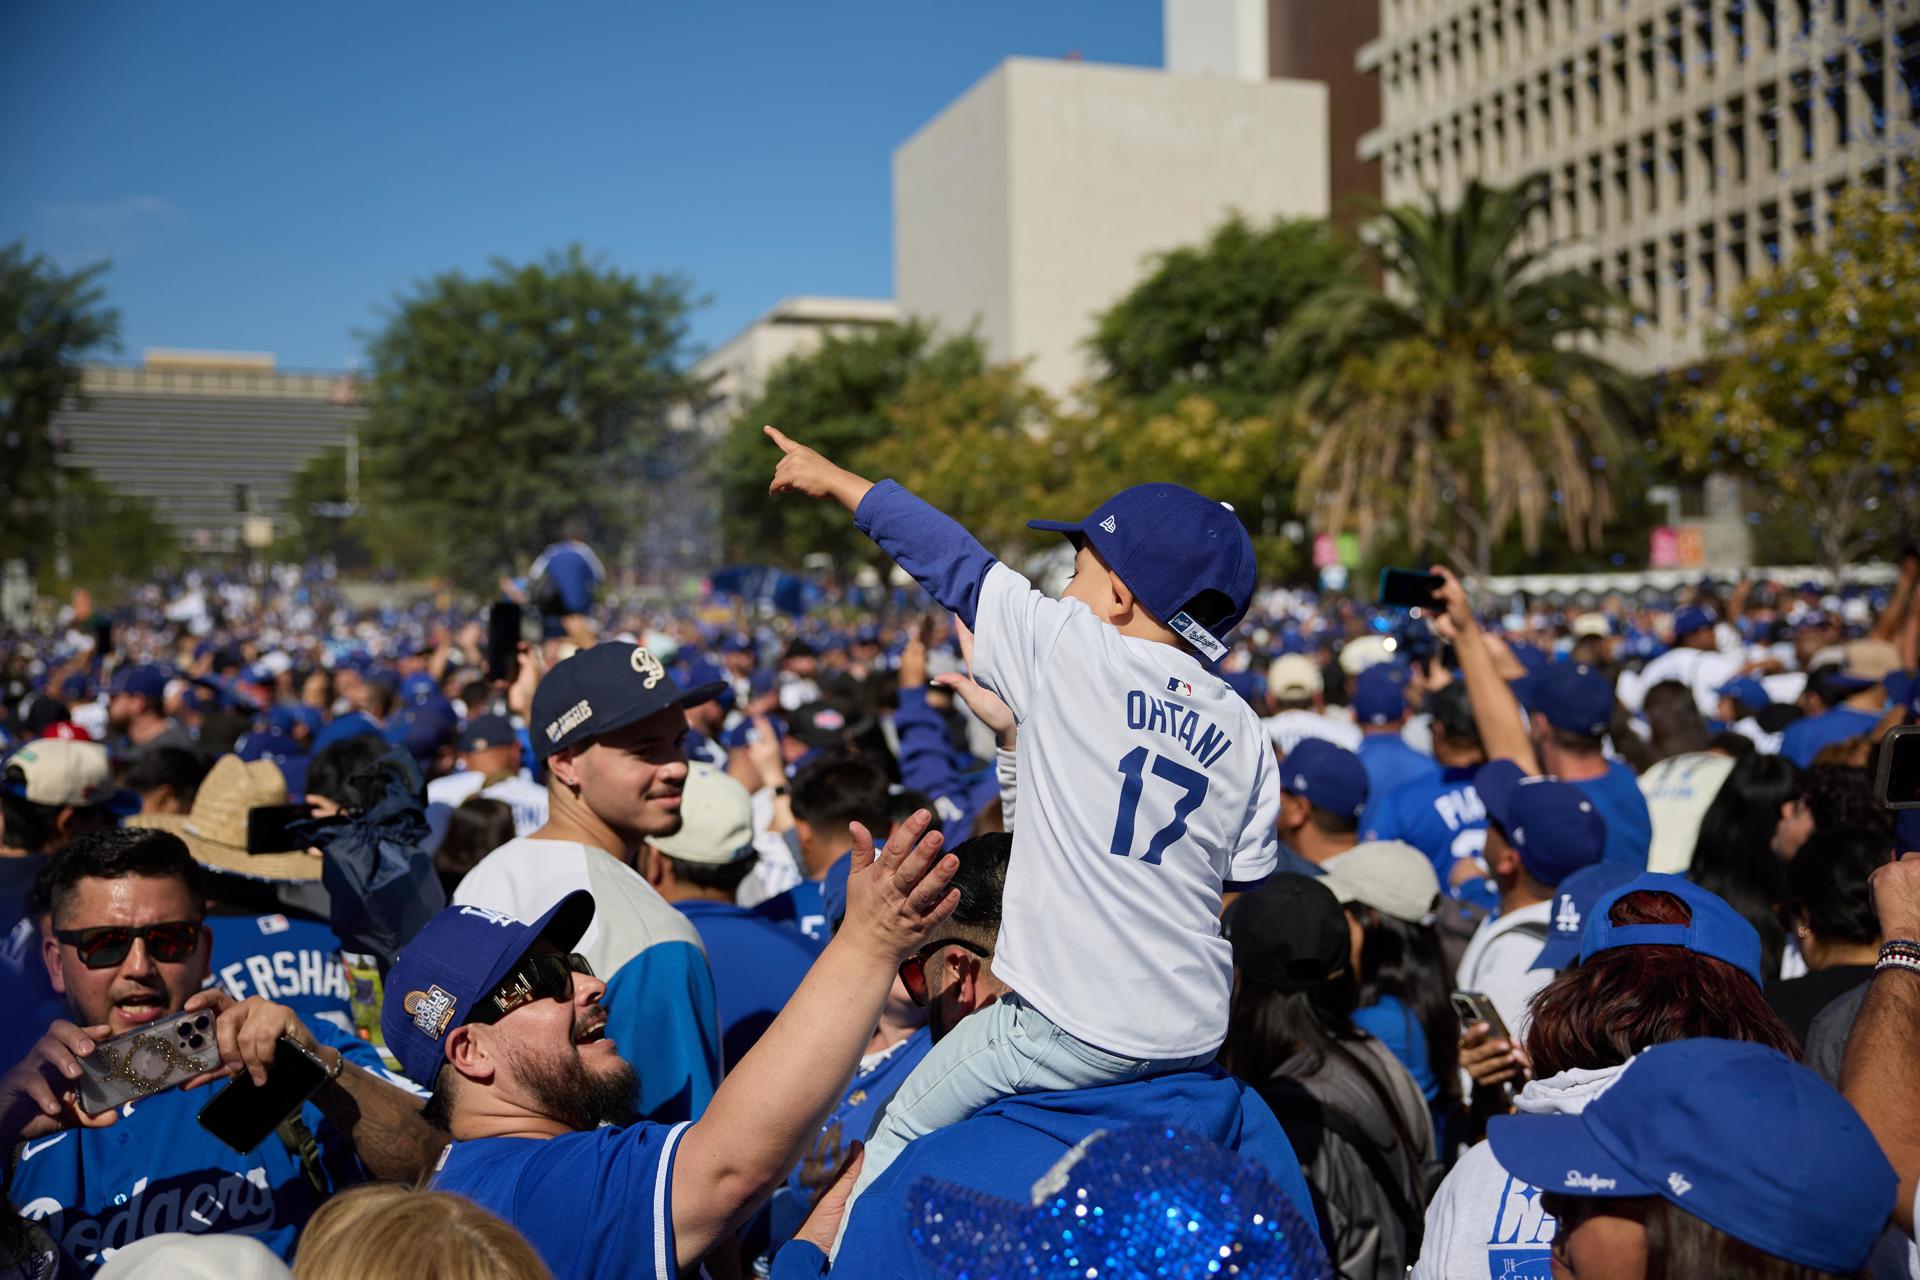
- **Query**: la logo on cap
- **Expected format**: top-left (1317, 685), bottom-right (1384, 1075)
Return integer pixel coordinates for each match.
top-left (630, 647), bottom-right (665, 690)
top-left (1554, 895), bottom-right (1581, 934)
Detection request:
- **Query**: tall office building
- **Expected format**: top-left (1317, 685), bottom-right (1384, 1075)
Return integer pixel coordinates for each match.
top-left (1360, 0), bottom-right (1920, 370)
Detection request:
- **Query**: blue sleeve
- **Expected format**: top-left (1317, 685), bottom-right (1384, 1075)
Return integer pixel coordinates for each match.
top-left (893, 687), bottom-right (971, 835)
top-left (601, 941), bottom-right (722, 1123)
top-left (853, 480), bottom-right (996, 630)
top-left (1234, 1087), bottom-right (1322, 1237)
top-left (769, 1241), bottom-right (831, 1280)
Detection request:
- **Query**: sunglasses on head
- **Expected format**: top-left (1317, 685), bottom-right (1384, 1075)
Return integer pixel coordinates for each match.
top-left (898, 937), bottom-right (992, 1008)
top-left (468, 951), bottom-right (594, 1025)
top-left (53, 921), bottom-right (204, 970)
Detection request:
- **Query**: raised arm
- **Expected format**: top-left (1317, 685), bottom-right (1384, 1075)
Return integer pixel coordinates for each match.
top-left (1431, 565), bottom-right (1540, 775)
top-left (1840, 852), bottom-right (1920, 1234)
top-left (669, 809), bottom-right (959, 1268)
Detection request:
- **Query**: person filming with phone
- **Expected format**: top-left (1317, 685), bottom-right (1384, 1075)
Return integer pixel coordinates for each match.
top-left (0, 828), bottom-right (444, 1273)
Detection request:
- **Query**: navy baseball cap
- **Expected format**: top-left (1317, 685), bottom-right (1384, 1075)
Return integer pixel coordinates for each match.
top-left (1280, 738), bottom-right (1368, 819)
top-left (458, 713), bottom-right (519, 754)
top-left (719, 715), bottom-right (785, 752)
top-left (1578, 871), bottom-right (1764, 987)
top-left (312, 710), bottom-right (383, 752)
top-left (1530, 862), bottom-right (1642, 971)
top-left (381, 891), bottom-right (596, 1087)
top-left (1715, 676), bottom-right (1771, 713)
top-left (1028, 484), bottom-right (1255, 663)
top-left (1477, 761), bottom-right (1607, 886)
top-left (1352, 664), bottom-right (1410, 726)
top-left (109, 664), bottom-right (170, 702)
top-left (530, 642), bottom-right (726, 763)
top-left (1489, 1039), bottom-right (1894, 1274)
top-left (1671, 605), bottom-right (1715, 639)
top-left (1513, 662), bottom-right (1613, 737)
top-left (680, 660), bottom-right (736, 711)
top-left (1220, 668), bottom-right (1267, 710)
top-left (385, 698), bottom-right (458, 763)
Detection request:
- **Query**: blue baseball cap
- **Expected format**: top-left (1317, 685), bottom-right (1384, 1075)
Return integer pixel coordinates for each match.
top-left (1220, 668), bottom-right (1267, 710)
top-left (1530, 862), bottom-right (1644, 971)
top-left (1476, 761), bottom-right (1607, 886)
top-left (190, 674), bottom-right (261, 715)
top-left (719, 715), bottom-right (785, 752)
top-left (1352, 664), bottom-right (1410, 726)
top-left (1488, 1039), bottom-right (1894, 1274)
top-left (1027, 484), bottom-right (1255, 663)
top-left (531, 642), bottom-right (726, 763)
top-left (1280, 738), bottom-right (1368, 819)
top-left (457, 713), bottom-right (519, 754)
top-left (385, 699), bottom-right (459, 763)
top-left (1513, 661), bottom-right (1614, 737)
top-left (108, 664), bottom-right (170, 702)
top-left (1715, 676), bottom-right (1772, 714)
top-left (268, 704), bottom-right (325, 739)
top-left (1671, 605), bottom-right (1715, 639)
top-left (381, 892), bottom-right (596, 1087)
top-left (680, 660), bottom-right (735, 711)
top-left (311, 710), bottom-right (384, 752)
top-left (1578, 871), bottom-right (1765, 987)
top-left (399, 672), bottom-right (441, 702)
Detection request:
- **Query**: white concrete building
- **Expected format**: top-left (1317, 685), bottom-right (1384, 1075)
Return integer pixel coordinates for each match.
top-left (683, 296), bottom-right (899, 435)
top-left (893, 57), bottom-right (1330, 397)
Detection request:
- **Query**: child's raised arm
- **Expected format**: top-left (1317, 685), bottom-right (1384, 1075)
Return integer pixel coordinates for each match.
top-left (765, 425), bottom-right (874, 512)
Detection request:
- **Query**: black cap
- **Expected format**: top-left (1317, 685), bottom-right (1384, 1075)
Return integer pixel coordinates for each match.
top-left (458, 713), bottom-right (518, 754)
top-left (787, 701), bottom-right (868, 750)
top-left (1223, 875), bottom-right (1351, 994)
top-left (531, 643), bottom-right (725, 763)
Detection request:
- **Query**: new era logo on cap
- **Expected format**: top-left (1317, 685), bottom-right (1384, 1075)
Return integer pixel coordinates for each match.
top-left (1099, 515), bottom-right (1117, 534)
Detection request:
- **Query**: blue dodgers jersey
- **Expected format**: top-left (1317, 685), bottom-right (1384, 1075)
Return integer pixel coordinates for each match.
top-left (11, 1023), bottom-right (384, 1273)
top-left (208, 912), bottom-right (355, 1036)
top-left (598, 938), bottom-right (722, 1124)
top-left (750, 879), bottom-right (828, 945)
top-left (1570, 762), bottom-right (1653, 871)
top-left (673, 900), bottom-right (819, 1071)
top-left (432, 1120), bottom-right (691, 1280)
top-left (1356, 735), bottom-right (1441, 834)
top-left (1366, 767), bottom-right (1488, 888)
top-left (1780, 705), bottom-right (1884, 767)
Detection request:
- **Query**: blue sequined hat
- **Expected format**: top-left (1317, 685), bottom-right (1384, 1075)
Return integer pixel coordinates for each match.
top-left (909, 1125), bottom-right (1331, 1279)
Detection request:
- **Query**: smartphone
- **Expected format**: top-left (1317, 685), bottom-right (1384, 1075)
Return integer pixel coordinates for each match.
top-left (1380, 567), bottom-right (1445, 610)
top-left (76, 1009), bottom-right (221, 1115)
top-left (91, 616), bottom-right (114, 657)
top-left (246, 802), bottom-right (315, 854)
top-left (1876, 725), bottom-right (1920, 810)
top-left (1451, 990), bottom-right (1511, 1042)
top-left (487, 601), bottom-right (523, 683)
top-left (197, 1037), bottom-right (331, 1153)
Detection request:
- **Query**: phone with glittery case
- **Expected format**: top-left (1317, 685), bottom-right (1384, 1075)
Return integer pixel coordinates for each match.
top-left (74, 1009), bottom-right (221, 1115)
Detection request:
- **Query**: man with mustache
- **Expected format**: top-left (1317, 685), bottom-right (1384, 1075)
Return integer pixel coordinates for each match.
top-left (451, 642), bottom-right (727, 1122)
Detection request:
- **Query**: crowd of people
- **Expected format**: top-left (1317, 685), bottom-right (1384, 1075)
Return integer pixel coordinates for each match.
top-left (2, 433), bottom-right (1920, 1279)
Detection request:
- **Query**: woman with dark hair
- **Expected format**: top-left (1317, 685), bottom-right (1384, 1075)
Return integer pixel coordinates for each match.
top-left (1641, 679), bottom-right (1712, 764)
top-left (1687, 752), bottom-right (1809, 976)
top-left (1222, 874), bottom-right (1434, 1280)
top-left (1414, 876), bottom-right (1801, 1279)
top-left (1766, 827), bottom-right (1891, 1045)
top-left (433, 797), bottom-right (516, 896)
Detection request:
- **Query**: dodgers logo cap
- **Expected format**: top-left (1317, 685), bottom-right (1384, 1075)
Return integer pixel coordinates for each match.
top-left (381, 891), bottom-right (595, 1087)
top-left (1714, 676), bottom-right (1771, 713)
top-left (1670, 605), bottom-right (1716, 639)
top-left (1530, 862), bottom-right (1640, 971)
top-left (531, 642), bottom-right (727, 763)
top-left (457, 713), bottom-right (519, 754)
top-left (1028, 484), bottom-right (1255, 664)
top-left (1476, 761), bottom-right (1607, 886)
top-left (108, 664), bottom-right (171, 702)
top-left (1280, 738), bottom-right (1368, 819)
top-left (1577, 871), bottom-right (1765, 987)
top-left (1489, 1039), bottom-right (1894, 1274)
top-left (1351, 663), bottom-right (1410, 726)
top-left (1512, 662), bottom-right (1614, 737)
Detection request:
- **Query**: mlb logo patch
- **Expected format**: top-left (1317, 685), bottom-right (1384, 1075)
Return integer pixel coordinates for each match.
top-left (257, 914), bottom-right (291, 936)
top-left (1166, 678), bottom-right (1194, 697)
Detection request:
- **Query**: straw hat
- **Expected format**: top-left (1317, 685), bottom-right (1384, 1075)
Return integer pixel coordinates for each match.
top-left (128, 755), bottom-right (317, 881)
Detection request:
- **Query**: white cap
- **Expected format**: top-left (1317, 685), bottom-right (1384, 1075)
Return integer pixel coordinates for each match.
top-left (1570, 613), bottom-right (1611, 639)
top-left (652, 762), bottom-right (755, 865)
top-left (3, 739), bottom-right (114, 808)
top-left (96, 1232), bottom-right (292, 1280)
top-left (1267, 654), bottom-right (1323, 699)
top-left (1338, 634), bottom-right (1397, 677)
top-left (1319, 840), bottom-right (1443, 924)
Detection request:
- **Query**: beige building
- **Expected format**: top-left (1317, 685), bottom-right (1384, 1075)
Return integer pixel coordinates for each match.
top-left (682, 295), bottom-right (900, 436)
top-left (1360, 0), bottom-right (1920, 370)
top-left (893, 56), bottom-right (1330, 396)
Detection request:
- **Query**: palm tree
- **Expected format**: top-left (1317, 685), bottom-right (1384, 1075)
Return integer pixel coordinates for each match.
top-left (1279, 175), bottom-right (1645, 578)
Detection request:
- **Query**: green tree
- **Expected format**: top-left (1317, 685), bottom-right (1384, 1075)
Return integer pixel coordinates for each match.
top-left (711, 321), bottom-right (986, 564)
top-left (359, 246), bottom-right (700, 590)
top-left (1089, 214), bottom-right (1355, 414)
top-left (0, 242), bottom-right (121, 576)
top-left (1663, 179), bottom-right (1920, 585)
top-left (50, 469), bottom-right (178, 595)
top-left (1279, 176), bottom-right (1645, 577)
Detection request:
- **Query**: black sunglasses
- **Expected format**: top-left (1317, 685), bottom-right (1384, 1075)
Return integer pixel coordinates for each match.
top-left (468, 952), bottom-right (594, 1025)
top-left (898, 937), bottom-right (992, 1008)
top-left (54, 921), bottom-right (204, 970)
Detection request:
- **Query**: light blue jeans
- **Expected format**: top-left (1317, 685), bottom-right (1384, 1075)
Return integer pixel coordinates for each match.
top-left (828, 992), bottom-right (1215, 1256)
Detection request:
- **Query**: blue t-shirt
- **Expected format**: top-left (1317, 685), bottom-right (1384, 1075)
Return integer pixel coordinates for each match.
top-left (599, 939), bottom-right (722, 1124)
top-left (10, 1021), bottom-right (385, 1273)
top-left (1779, 705), bottom-right (1883, 767)
top-left (208, 911), bottom-right (356, 1037)
top-left (751, 878), bottom-right (828, 945)
top-left (673, 899), bottom-right (819, 1071)
top-left (1356, 735), bottom-right (1440, 834)
top-left (0, 854), bottom-right (65, 1073)
top-left (1571, 762), bottom-right (1652, 870)
top-left (1352, 995), bottom-right (1436, 1105)
top-left (432, 1120), bottom-right (690, 1280)
top-left (772, 1066), bottom-right (1317, 1280)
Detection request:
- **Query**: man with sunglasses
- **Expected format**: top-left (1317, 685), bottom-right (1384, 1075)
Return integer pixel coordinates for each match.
top-left (0, 828), bottom-right (445, 1272)
top-left (385, 807), bottom-right (960, 1280)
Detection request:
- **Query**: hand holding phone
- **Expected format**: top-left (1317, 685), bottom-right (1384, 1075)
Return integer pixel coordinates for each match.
top-left (1876, 725), bottom-right (1920, 810)
top-left (1380, 568), bottom-right (1446, 610)
top-left (197, 1036), bottom-right (333, 1153)
top-left (75, 1010), bottom-right (223, 1115)
top-left (487, 600), bottom-right (524, 683)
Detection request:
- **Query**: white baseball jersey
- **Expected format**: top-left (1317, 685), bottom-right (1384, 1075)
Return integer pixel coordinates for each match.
top-left (972, 563), bottom-right (1281, 1059)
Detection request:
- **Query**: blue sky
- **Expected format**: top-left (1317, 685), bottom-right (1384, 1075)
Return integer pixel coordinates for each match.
top-left (1, 3), bottom-right (1161, 371)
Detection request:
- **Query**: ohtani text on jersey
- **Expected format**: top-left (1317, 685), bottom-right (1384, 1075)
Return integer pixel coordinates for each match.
top-left (1124, 690), bottom-right (1233, 770)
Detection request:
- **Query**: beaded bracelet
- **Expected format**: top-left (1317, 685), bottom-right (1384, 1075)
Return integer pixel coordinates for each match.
top-left (1880, 940), bottom-right (1920, 962)
top-left (1876, 953), bottom-right (1920, 977)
